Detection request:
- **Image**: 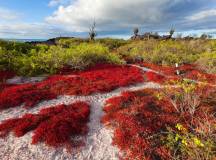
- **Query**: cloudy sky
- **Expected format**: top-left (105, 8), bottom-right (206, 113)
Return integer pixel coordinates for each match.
top-left (0, 0), bottom-right (216, 39)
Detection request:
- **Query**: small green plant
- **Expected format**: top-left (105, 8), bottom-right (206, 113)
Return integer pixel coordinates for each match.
top-left (164, 123), bottom-right (216, 160)
top-left (196, 52), bottom-right (216, 74)
top-left (157, 79), bottom-right (209, 117)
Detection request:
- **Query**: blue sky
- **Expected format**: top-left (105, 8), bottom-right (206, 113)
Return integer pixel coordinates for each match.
top-left (0, 0), bottom-right (216, 39)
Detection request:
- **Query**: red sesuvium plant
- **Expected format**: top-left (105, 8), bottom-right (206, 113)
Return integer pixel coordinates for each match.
top-left (142, 62), bottom-right (177, 76)
top-left (145, 71), bottom-right (166, 83)
top-left (141, 62), bottom-right (216, 84)
top-left (0, 64), bottom-right (144, 110)
top-left (102, 89), bottom-right (178, 160)
top-left (102, 86), bottom-right (216, 160)
top-left (0, 70), bottom-right (16, 91)
top-left (0, 102), bottom-right (90, 149)
top-left (0, 70), bottom-right (15, 82)
top-left (0, 84), bottom-right (57, 110)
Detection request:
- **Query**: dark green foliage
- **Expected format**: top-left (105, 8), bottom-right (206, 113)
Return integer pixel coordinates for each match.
top-left (96, 38), bottom-right (129, 50)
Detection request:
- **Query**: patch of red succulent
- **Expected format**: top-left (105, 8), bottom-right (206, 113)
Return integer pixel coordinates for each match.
top-left (145, 71), bottom-right (166, 83)
top-left (0, 102), bottom-right (90, 149)
top-left (0, 84), bottom-right (57, 110)
top-left (0, 71), bottom-right (15, 82)
top-left (0, 71), bottom-right (16, 91)
top-left (141, 62), bottom-right (216, 84)
top-left (101, 88), bottom-right (215, 160)
top-left (102, 89), bottom-right (178, 160)
top-left (142, 62), bottom-right (177, 76)
top-left (0, 64), bottom-right (144, 110)
top-left (184, 70), bottom-right (216, 84)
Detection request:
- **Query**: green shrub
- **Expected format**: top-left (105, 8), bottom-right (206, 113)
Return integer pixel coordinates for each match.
top-left (65, 43), bottom-right (124, 70)
top-left (164, 123), bottom-right (216, 160)
top-left (57, 38), bottom-right (88, 48)
top-left (116, 39), bottom-right (215, 65)
top-left (196, 52), bottom-right (216, 74)
top-left (96, 38), bottom-right (129, 50)
top-left (0, 40), bottom-right (47, 71)
top-left (12, 43), bottom-right (124, 76)
top-left (13, 46), bottom-right (67, 76)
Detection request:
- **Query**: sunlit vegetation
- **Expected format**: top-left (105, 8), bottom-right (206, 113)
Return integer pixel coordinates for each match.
top-left (1, 38), bottom-right (216, 77)
top-left (116, 39), bottom-right (216, 73)
top-left (0, 39), bottom-right (124, 76)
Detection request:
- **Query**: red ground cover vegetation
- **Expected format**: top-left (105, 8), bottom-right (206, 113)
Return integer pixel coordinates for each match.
top-left (0, 71), bottom-right (15, 82)
top-left (145, 71), bottom-right (167, 83)
top-left (101, 88), bottom-right (214, 160)
top-left (0, 64), bottom-right (144, 110)
top-left (0, 71), bottom-right (16, 91)
top-left (141, 62), bottom-right (216, 84)
top-left (0, 102), bottom-right (90, 148)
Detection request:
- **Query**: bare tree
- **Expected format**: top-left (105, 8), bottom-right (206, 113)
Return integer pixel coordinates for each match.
top-left (169, 27), bottom-right (175, 38)
top-left (133, 27), bottom-right (139, 37)
top-left (89, 21), bottom-right (97, 41)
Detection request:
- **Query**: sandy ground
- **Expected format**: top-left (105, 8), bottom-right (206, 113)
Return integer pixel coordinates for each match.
top-left (0, 79), bottom-right (160, 160)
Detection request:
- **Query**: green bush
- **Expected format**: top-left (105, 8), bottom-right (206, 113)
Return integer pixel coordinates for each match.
top-left (164, 123), bottom-right (216, 160)
top-left (0, 40), bottom-right (39, 70)
top-left (13, 46), bottom-right (67, 76)
top-left (196, 52), bottom-right (216, 74)
top-left (65, 43), bottom-right (124, 70)
top-left (96, 38), bottom-right (129, 50)
top-left (4, 42), bottom-right (123, 76)
top-left (57, 38), bottom-right (88, 48)
top-left (116, 39), bottom-right (215, 65)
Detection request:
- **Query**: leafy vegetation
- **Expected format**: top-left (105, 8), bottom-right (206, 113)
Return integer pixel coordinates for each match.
top-left (0, 40), bottom-right (123, 76)
top-left (196, 52), bottom-right (216, 74)
top-left (116, 39), bottom-right (216, 69)
top-left (1, 38), bottom-right (216, 76)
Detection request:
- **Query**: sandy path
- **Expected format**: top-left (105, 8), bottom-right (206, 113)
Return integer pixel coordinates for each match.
top-left (0, 82), bottom-right (160, 160)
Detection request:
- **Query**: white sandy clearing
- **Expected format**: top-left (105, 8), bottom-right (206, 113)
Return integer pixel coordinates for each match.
top-left (0, 81), bottom-right (160, 160)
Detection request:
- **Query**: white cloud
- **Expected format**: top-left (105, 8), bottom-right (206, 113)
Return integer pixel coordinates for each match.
top-left (46, 0), bottom-right (184, 32)
top-left (186, 9), bottom-right (216, 21)
top-left (0, 8), bottom-right (19, 21)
